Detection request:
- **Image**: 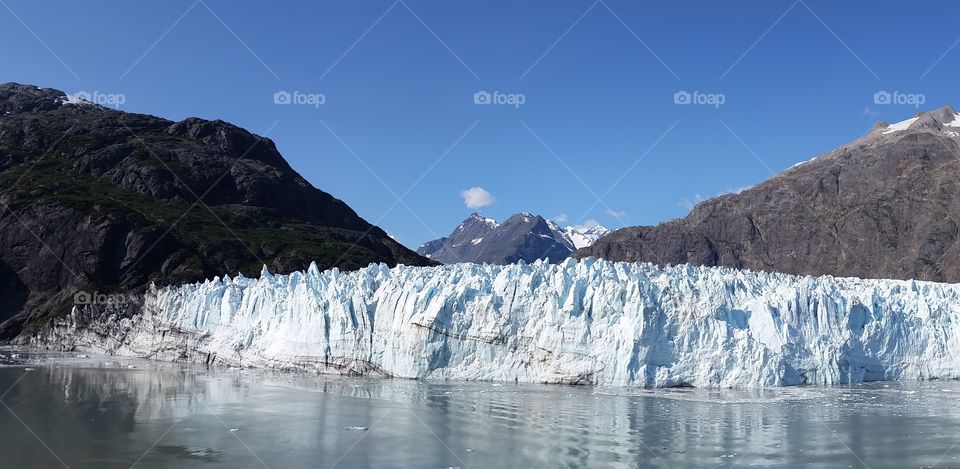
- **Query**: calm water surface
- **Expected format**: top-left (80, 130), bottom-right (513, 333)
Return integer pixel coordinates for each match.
top-left (0, 348), bottom-right (958, 468)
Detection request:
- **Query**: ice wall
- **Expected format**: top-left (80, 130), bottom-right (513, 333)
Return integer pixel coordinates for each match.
top-left (49, 258), bottom-right (960, 387)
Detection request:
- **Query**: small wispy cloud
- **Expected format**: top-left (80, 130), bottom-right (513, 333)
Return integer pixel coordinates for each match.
top-left (460, 187), bottom-right (494, 209)
top-left (679, 186), bottom-right (751, 211)
top-left (679, 194), bottom-right (708, 211)
top-left (554, 213), bottom-right (569, 223)
top-left (605, 209), bottom-right (627, 221)
top-left (574, 219), bottom-right (600, 231)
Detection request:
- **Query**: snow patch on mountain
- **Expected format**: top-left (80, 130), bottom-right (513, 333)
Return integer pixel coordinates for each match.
top-left (44, 259), bottom-right (960, 388)
top-left (790, 156), bottom-right (820, 169)
top-left (56, 92), bottom-right (94, 107)
top-left (945, 113), bottom-right (960, 128)
top-left (882, 117), bottom-right (919, 134)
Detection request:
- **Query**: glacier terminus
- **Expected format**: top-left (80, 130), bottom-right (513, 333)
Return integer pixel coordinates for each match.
top-left (41, 258), bottom-right (960, 388)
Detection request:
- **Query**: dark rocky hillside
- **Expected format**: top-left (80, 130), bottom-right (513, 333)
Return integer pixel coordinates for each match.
top-left (0, 83), bottom-right (432, 339)
top-left (575, 105), bottom-right (960, 283)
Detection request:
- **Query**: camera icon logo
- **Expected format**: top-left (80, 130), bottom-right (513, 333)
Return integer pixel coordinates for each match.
top-left (273, 91), bottom-right (292, 105)
top-left (874, 91), bottom-right (891, 105)
top-left (73, 291), bottom-right (92, 305)
top-left (473, 91), bottom-right (492, 105)
top-left (673, 90), bottom-right (692, 105)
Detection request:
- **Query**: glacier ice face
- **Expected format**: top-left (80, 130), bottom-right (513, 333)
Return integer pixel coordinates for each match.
top-left (46, 258), bottom-right (960, 388)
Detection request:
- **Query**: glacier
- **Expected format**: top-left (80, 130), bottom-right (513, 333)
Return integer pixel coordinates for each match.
top-left (41, 258), bottom-right (960, 388)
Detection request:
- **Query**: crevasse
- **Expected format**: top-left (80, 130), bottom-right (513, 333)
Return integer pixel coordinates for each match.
top-left (64, 258), bottom-right (960, 387)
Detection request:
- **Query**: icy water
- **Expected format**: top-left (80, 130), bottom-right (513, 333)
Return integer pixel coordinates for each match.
top-left (1, 350), bottom-right (959, 468)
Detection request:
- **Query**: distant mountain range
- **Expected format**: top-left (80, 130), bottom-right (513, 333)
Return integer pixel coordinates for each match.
top-left (418, 213), bottom-right (609, 264)
top-left (0, 83), bottom-right (432, 339)
top-left (575, 105), bottom-right (960, 283)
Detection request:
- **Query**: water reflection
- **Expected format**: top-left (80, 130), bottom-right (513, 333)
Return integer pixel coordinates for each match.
top-left (0, 349), bottom-right (958, 468)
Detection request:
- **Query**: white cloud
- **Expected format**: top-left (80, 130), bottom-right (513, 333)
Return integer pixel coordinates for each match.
top-left (573, 219), bottom-right (600, 231)
top-left (460, 187), bottom-right (494, 209)
top-left (553, 213), bottom-right (569, 223)
top-left (605, 209), bottom-right (627, 220)
top-left (679, 194), bottom-right (708, 211)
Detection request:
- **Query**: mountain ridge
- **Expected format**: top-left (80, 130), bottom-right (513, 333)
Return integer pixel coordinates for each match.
top-left (574, 105), bottom-right (960, 283)
top-left (419, 212), bottom-right (609, 264)
top-left (0, 82), bottom-right (433, 339)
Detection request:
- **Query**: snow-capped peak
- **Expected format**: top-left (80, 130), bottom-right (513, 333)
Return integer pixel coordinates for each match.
top-left (517, 212), bottom-right (535, 223)
top-left (562, 222), bottom-right (610, 250)
top-left (456, 213), bottom-right (498, 232)
top-left (421, 212), bottom-right (609, 263)
top-left (467, 212), bottom-right (499, 228)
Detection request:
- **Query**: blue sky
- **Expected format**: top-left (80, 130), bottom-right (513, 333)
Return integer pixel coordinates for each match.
top-left (2, 0), bottom-right (959, 248)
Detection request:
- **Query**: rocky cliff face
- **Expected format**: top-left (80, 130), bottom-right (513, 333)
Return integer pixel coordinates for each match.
top-left (575, 106), bottom-right (960, 283)
top-left (0, 83), bottom-right (432, 339)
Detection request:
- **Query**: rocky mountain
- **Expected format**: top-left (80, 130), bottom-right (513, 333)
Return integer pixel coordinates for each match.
top-left (418, 212), bottom-right (608, 264)
top-left (0, 82), bottom-right (432, 339)
top-left (575, 105), bottom-right (960, 283)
